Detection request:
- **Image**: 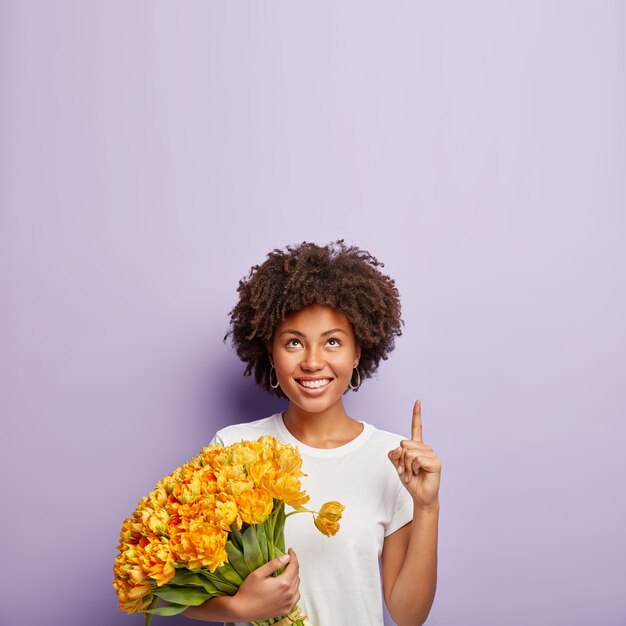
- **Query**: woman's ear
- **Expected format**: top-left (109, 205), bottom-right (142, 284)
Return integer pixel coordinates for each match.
top-left (354, 346), bottom-right (361, 367)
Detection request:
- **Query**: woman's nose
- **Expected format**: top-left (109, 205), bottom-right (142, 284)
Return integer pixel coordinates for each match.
top-left (301, 348), bottom-right (324, 371)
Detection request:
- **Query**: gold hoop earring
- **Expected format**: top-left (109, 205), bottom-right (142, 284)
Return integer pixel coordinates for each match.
top-left (269, 366), bottom-right (280, 389)
top-left (349, 366), bottom-right (361, 390)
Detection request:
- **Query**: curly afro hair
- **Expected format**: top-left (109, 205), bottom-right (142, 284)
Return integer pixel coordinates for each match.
top-left (225, 240), bottom-right (403, 396)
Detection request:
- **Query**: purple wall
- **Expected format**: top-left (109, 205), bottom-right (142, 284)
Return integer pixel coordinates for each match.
top-left (1, 2), bottom-right (625, 625)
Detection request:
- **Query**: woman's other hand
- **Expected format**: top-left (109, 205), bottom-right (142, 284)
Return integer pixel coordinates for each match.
top-left (181, 548), bottom-right (300, 622)
top-left (388, 400), bottom-right (441, 510)
top-left (231, 548), bottom-right (301, 621)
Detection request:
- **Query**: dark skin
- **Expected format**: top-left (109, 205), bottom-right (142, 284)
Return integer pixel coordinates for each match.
top-left (384, 400), bottom-right (441, 626)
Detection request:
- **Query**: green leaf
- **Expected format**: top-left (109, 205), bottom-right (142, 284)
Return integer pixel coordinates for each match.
top-left (190, 574), bottom-right (221, 595)
top-left (273, 503), bottom-right (286, 553)
top-left (145, 602), bottom-right (188, 616)
top-left (225, 540), bottom-right (248, 579)
top-left (213, 560), bottom-right (244, 586)
top-left (231, 525), bottom-right (245, 549)
top-left (144, 595), bottom-right (159, 626)
top-left (170, 570), bottom-right (208, 587)
top-left (205, 574), bottom-right (238, 594)
top-left (241, 525), bottom-right (264, 572)
top-left (257, 519), bottom-right (269, 563)
top-left (170, 569), bottom-right (226, 595)
top-left (152, 586), bottom-right (210, 606)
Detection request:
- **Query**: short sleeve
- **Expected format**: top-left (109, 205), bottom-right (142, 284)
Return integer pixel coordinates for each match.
top-left (384, 481), bottom-right (414, 537)
top-left (208, 431), bottom-right (224, 446)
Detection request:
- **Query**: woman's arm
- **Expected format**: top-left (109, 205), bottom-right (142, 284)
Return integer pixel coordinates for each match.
top-left (381, 502), bottom-right (439, 626)
top-left (182, 594), bottom-right (241, 622)
top-left (383, 400), bottom-right (441, 626)
top-left (182, 549), bottom-right (301, 622)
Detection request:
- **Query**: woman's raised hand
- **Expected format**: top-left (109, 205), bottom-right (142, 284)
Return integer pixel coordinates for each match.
top-left (388, 400), bottom-right (441, 509)
top-left (231, 548), bottom-right (301, 621)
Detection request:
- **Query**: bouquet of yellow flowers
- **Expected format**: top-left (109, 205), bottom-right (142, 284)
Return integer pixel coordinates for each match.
top-left (113, 435), bottom-right (344, 626)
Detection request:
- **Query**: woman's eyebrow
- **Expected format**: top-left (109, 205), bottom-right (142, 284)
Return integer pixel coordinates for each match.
top-left (280, 329), bottom-right (305, 337)
top-left (321, 328), bottom-right (347, 337)
top-left (279, 328), bottom-right (347, 337)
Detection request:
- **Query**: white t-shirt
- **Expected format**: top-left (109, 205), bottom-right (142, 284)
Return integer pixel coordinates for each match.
top-left (211, 413), bottom-right (414, 626)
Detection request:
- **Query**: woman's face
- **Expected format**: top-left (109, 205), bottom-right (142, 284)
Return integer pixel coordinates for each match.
top-left (270, 304), bottom-right (361, 415)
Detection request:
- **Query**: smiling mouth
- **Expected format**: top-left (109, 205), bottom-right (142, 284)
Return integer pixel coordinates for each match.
top-left (296, 378), bottom-right (333, 389)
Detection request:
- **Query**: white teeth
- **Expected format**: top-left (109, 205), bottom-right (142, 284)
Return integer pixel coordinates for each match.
top-left (299, 379), bottom-right (331, 389)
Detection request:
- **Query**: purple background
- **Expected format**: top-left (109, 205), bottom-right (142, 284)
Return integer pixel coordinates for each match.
top-left (1, 2), bottom-right (625, 625)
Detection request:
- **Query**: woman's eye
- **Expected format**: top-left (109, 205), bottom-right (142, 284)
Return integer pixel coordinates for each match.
top-left (327, 338), bottom-right (341, 347)
top-left (287, 339), bottom-right (301, 348)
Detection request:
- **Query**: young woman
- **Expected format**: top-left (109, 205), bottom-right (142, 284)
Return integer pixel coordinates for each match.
top-left (183, 241), bottom-right (441, 626)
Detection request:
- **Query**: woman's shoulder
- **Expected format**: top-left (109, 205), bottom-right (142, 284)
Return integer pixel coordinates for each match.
top-left (361, 421), bottom-right (408, 447)
top-left (211, 413), bottom-right (280, 445)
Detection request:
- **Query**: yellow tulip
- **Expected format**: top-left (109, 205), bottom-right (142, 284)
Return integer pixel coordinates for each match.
top-left (248, 457), bottom-right (278, 487)
top-left (276, 445), bottom-right (304, 475)
top-left (211, 493), bottom-right (240, 530)
top-left (115, 578), bottom-right (152, 612)
top-left (314, 501), bottom-right (345, 537)
top-left (231, 441), bottom-right (262, 466)
top-left (235, 486), bottom-right (273, 525)
top-left (266, 474), bottom-right (310, 510)
top-left (169, 520), bottom-right (228, 572)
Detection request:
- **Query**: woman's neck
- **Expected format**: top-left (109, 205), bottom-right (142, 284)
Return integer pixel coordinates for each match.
top-left (282, 402), bottom-right (364, 449)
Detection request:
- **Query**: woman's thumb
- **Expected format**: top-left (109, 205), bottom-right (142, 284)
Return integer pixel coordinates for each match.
top-left (258, 551), bottom-right (291, 577)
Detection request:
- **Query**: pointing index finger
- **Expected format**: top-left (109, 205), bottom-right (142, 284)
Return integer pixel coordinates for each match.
top-left (411, 399), bottom-right (422, 442)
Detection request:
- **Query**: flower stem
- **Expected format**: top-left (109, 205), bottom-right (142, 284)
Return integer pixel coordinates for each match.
top-left (284, 509), bottom-right (316, 519)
